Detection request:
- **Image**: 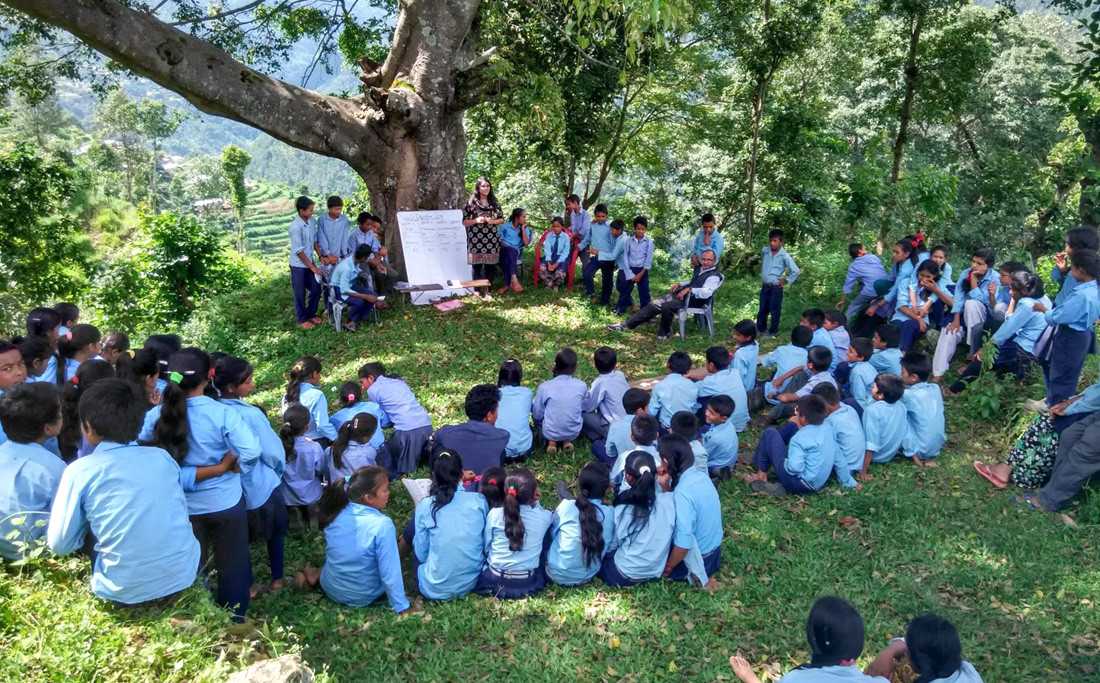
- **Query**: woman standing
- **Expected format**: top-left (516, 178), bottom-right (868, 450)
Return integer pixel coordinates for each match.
top-left (462, 177), bottom-right (505, 298)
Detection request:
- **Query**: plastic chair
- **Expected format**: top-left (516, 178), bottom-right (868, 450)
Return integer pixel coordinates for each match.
top-left (324, 282), bottom-right (378, 332)
top-left (677, 273), bottom-right (725, 340)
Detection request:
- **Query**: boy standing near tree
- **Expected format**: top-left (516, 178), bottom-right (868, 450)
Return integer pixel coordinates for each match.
top-left (756, 229), bottom-right (799, 338)
top-left (289, 196), bottom-right (323, 329)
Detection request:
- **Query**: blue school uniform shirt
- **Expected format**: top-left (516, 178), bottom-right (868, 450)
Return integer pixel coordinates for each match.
top-left (626, 235), bottom-right (654, 272)
top-left (844, 253), bottom-right (889, 298)
top-left (63, 356), bottom-right (80, 384)
top-left (869, 348), bottom-right (903, 376)
top-left (882, 259), bottom-right (916, 304)
top-left (584, 370), bottom-right (630, 423)
top-left (346, 226), bottom-right (382, 255)
top-left (483, 503), bottom-right (553, 572)
top-left (760, 246), bottom-right (799, 284)
top-left (330, 255), bottom-right (366, 296)
top-left (139, 396), bottom-right (261, 515)
top-left (288, 215), bottom-right (317, 268)
top-left (282, 436), bottom-right (325, 505)
top-left (762, 344), bottom-right (809, 403)
top-left (414, 488), bottom-right (488, 600)
top-left (849, 361), bottom-right (878, 409)
top-left (992, 296), bottom-right (1051, 354)
top-left (326, 441), bottom-right (378, 482)
top-left (294, 382), bottom-right (338, 442)
top-left (828, 327), bottom-right (850, 359)
top-left (496, 385), bottom-right (534, 456)
top-left (1066, 378), bottom-right (1100, 415)
top-left (316, 212), bottom-right (350, 259)
top-left (605, 415), bottom-right (638, 478)
top-left (690, 439), bottom-right (709, 472)
top-left (1051, 267), bottom-right (1092, 307)
top-left (366, 376), bottom-right (432, 431)
top-left (648, 373), bottom-right (698, 428)
top-left (0, 440), bottom-right (65, 560)
top-left (778, 665), bottom-right (889, 682)
top-left (220, 398), bottom-right (285, 511)
top-left (609, 491), bottom-right (676, 580)
top-left (826, 404), bottom-right (863, 488)
top-left (587, 221), bottom-right (614, 258)
top-left (533, 375), bottom-right (587, 441)
top-left (694, 367), bottom-right (749, 431)
top-left (810, 328), bottom-right (838, 372)
top-left (330, 401), bottom-right (390, 450)
top-left (672, 468), bottom-right (722, 554)
top-left (692, 230), bottom-right (725, 262)
top-left (863, 400), bottom-right (907, 463)
top-left (47, 441), bottom-right (200, 604)
top-left (901, 382), bottom-right (946, 458)
top-left (546, 498), bottom-right (615, 586)
top-left (498, 221), bottom-right (532, 250)
top-left (600, 232), bottom-right (629, 271)
top-left (0, 387), bottom-right (5, 446)
top-left (950, 269), bottom-right (998, 314)
top-left (733, 344), bottom-right (759, 394)
top-left (785, 424), bottom-right (837, 491)
top-left (542, 231), bottom-right (571, 264)
top-left (1045, 280), bottom-right (1100, 331)
top-left (570, 209), bottom-right (592, 249)
top-left (320, 502), bottom-right (409, 611)
top-left (701, 419), bottom-right (738, 469)
top-left (796, 371), bottom-right (837, 399)
top-left (923, 662), bottom-right (983, 683)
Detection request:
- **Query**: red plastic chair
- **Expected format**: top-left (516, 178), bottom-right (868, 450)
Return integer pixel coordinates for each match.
top-left (532, 229), bottom-right (580, 291)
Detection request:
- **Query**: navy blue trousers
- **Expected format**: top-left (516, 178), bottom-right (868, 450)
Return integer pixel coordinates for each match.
top-left (614, 271), bottom-right (651, 314)
top-left (500, 245), bottom-right (521, 282)
top-left (247, 487), bottom-right (288, 582)
top-left (1044, 326), bottom-right (1092, 406)
top-left (752, 425), bottom-right (817, 495)
top-left (584, 259), bottom-right (616, 302)
top-left (191, 496), bottom-right (252, 620)
top-left (949, 342), bottom-right (1032, 394)
top-left (290, 267), bottom-right (321, 324)
top-left (338, 284), bottom-right (376, 323)
top-left (897, 318), bottom-right (924, 352)
top-left (667, 546), bottom-right (722, 582)
top-left (756, 284), bottom-right (784, 334)
top-left (598, 550), bottom-right (656, 588)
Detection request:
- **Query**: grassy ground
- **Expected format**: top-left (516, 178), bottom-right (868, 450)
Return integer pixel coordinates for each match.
top-left (3, 247), bottom-right (1098, 682)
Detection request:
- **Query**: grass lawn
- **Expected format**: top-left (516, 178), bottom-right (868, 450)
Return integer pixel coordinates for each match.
top-left (3, 249), bottom-right (1098, 682)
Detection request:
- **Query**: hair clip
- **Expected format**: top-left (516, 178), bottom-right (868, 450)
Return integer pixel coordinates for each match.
top-left (294, 363), bottom-right (304, 372)
top-left (507, 485), bottom-right (518, 497)
top-left (71, 376), bottom-right (79, 386)
top-left (347, 393), bottom-right (355, 402)
top-left (168, 371), bottom-right (184, 384)
top-left (914, 232), bottom-right (925, 241)
top-left (208, 368), bottom-right (216, 379)
top-left (126, 349), bottom-right (136, 358)
top-left (65, 331), bottom-right (73, 340)
top-left (638, 465), bottom-right (652, 475)
top-left (352, 417), bottom-right (359, 429)
top-left (487, 478), bottom-right (498, 486)
top-left (345, 475), bottom-right (351, 483)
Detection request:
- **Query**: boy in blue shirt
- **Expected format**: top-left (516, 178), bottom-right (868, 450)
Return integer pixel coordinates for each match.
top-left (330, 245), bottom-right (381, 332)
top-left (899, 352), bottom-right (946, 467)
top-left (732, 320), bottom-right (760, 398)
top-left (567, 194), bottom-right (592, 272)
top-left (317, 195), bottom-right (350, 277)
top-left (836, 242), bottom-right (888, 321)
top-left (700, 394), bottom-right (738, 481)
top-left (691, 213), bottom-right (724, 274)
top-left (745, 395), bottom-right (837, 496)
top-left (288, 195), bottom-right (323, 329)
top-left (857, 373), bottom-right (908, 480)
top-left (755, 325), bottom-right (812, 410)
top-left (582, 346), bottom-right (630, 441)
top-left (802, 308), bottom-right (837, 372)
top-left (756, 229), bottom-right (800, 337)
top-left (812, 383), bottom-right (863, 490)
top-left (0, 383), bottom-right (64, 560)
top-left (648, 351), bottom-right (697, 431)
top-left (869, 323), bottom-right (904, 376)
top-left (600, 220), bottom-right (630, 310)
top-left (581, 201), bottom-right (614, 303)
top-left (48, 379), bottom-right (200, 605)
top-left (1050, 227), bottom-right (1099, 306)
top-left (610, 414), bottom-right (659, 487)
top-left (694, 345), bottom-right (749, 432)
top-left (593, 387), bottom-right (649, 466)
top-left (615, 216), bottom-right (654, 314)
top-left (758, 345), bottom-right (835, 425)
top-left (1034, 249), bottom-right (1100, 406)
top-left (823, 310), bottom-right (850, 364)
top-left (670, 410), bottom-right (709, 473)
top-left (845, 337), bottom-right (878, 415)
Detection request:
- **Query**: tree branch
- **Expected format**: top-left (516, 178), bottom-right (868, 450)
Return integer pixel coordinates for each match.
top-left (519, 0), bottom-right (619, 72)
top-left (166, 0), bottom-right (270, 27)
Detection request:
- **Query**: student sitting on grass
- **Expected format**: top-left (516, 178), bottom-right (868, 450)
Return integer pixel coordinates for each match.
top-left (802, 308), bottom-right (837, 372)
top-left (329, 381), bottom-right (390, 458)
top-left (475, 467), bottom-right (552, 599)
top-left (757, 345), bottom-right (835, 426)
top-left (432, 384), bottom-right (510, 476)
top-left (533, 348), bottom-right (587, 455)
top-left (327, 414), bottom-right (380, 481)
top-left (930, 248), bottom-right (998, 381)
top-left (546, 461), bottom-right (614, 587)
top-left (866, 614), bottom-right (984, 682)
top-left (857, 374), bottom-right (908, 481)
top-left (730, 596), bottom-right (889, 683)
top-left (358, 362), bottom-right (433, 476)
top-left (813, 383), bottom-right (863, 490)
top-left (823, 309), bottom-right (850, 363)
top-left (837, 242), bottom-right (889, 321)
top-left (893, 260), bottom-right (946, 352)
top-left (283, 356), bottom-right (337, 449)
top-left (599, 451), bottom-right (676, 587)
top-left (495, 359), bottom-right (534, 462)
top-left (49, 379), bottom-right (201, 606)
top-left (581, 346), bottom-right (630, 441)
top-left (731, 319), bottom-right (760, 394)
top-left (869, 323), bottom-right (904, 376)
top-left (610, 413), bottom-right (659, 487)
top-left (900, 352), bottom-right (946, 467)
top-left (648, 351), bottom-right (697, 431)
top-left (701, 394), bottom-right (738, 481)
top-left (594, 387), bottom-right (650, 468)
top-left (744, 395), bottom-right (837, 497)
top-left (297, 466), bottom-right (412, 613)
top-left (280, 405), bottom-right (326, 524)
top-left (659, 435), bottom-right (721, 589)
top-left (694, 345), bottom-right (749, 432)
top-left (0, 383), bottom-right (64, 560)
top-left (845, 337), bottom-right (878, 415)
top-left (755, 325), bottom-right (811, 410)
top-left (671, 410), bottom-right (708, 473)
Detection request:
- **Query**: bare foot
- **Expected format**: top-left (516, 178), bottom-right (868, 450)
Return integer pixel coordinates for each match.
top-left (249, 583), bottom-right (267, 600)
top-left (741, 471), bottom-right (767, 484)
top-left (729, 656), bottom-right (763, 683)
top-left (703, 578), bottom-right (721, 593)
top-left (913, 456), bottom-right (939, 468)
top-left (269, 579), bottom-right (286, 592)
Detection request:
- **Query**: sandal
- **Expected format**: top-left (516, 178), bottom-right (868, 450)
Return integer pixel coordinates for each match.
top-left (562, 441), bottom-right (575, 455)
top-left (298, 321), bottom-right (315, 330)
top-left (973, 461), bottom-right (1008, 489)
top-left (1012, 494), bottom-right (1043, 510)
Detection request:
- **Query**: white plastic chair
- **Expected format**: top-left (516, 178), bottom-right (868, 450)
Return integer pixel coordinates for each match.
top-left (677, 273), bottom-right (725, 340)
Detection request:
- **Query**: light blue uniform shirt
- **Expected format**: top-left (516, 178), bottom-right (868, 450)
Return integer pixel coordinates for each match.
top-left (690, 440), bottom-right (709, 472)
top-left (288, 215), bottom-right (317, 268)
top-left (811, 327), bottom-right (838, 372)
top-left (483, 503), bottom-right (552, 572)
top-left (672, 468), bottom-right (722, 554)
top-left (220, 399), bottom-right (285, 511)
top-left (600, 232), bottom-right (629, 270)
top-left (346, 226), bottom-right (382, 255)
top-left (870, 348), bottom-right (903, 376)
top-left (950, 269), bottom-right (998, 314)
top-left (701, 419), bottom-right (738, 469)
top-left (611, 445), bottom-right (659, 487)
top-left (542, 231), bottom-right (571, 264)
top-left (366, 376), bottom-right (432, 431)
top-left (778, 665), bottom-right (889, 682)
top-left (546, 498), bottom-right (615, 586)
top-left (992, 296), bottom-right (1051, 354)
top-left (498, 221), bottom-right (532, 250)
top-left (826, 404), bottom-right (863, 488)
top-left (496, 385), bottom-right (534, 456)
top-left (796, 371), bottom-right (837, 399)
top-left (570, 209), bottom-right (592, 249)
top-left (923, 662), bottom-right (984, 683)
top-left (326, 442), bottom-right (378, 482)
top-left (139, 396), bottom-right (261, 515)
top-left (584, 370), bottom-right (629, 423)
top-left (282, 436), bottom-right (325, 506)
top-left (414, 488), bottom-right (488, 600)
top-left (849, 361), bottom-right (878, 409)
top-left (1046, 280), bottom-right (1100, 331)
top-left (760, 246), bottom-right (799, 284)
top-left (48, 441), bottom-right (200, 604)
top-left (828, 327), bottom-right (851, 358)
top-left (733, 344), bottom-right (759, 394)
top-left (0, 440), bottom-right (65, 560)
top-left (626, 235), bottom-right (654, 272)
top-left (586, 221), bottom-right (614, 257)
top-left (320, 502), bottom-right (409, 611)
top-left (882, 259), bottom-right (915, 304)
top-left (606, 415), bottom-right (638, 479)
top-left (0, 387), bottom-right (6, 446)
top-left (901, 382), bottom-right (946, 458)
top-left (533, 375), bottom-right (587, 442)
top-left (330, 401), bottom-right (390, 450)
top-left (648, 373), bottom-right (698, 428)
top-left (63, 357), bottom-right (80, 384)
top-left (1066, 378), bottom-right (1100, 415)
top-left (296, 383), bottom-right (338, 442)
top-left (844, 253), bottom-right (889, 298)
top-left (610, 491), bottom-right (675, 580)
top-left (863, 400), bottom-right (908, 463)
top-left (762, 344), bottom-right (809, 403)
top-left (1051, 267), bottom-right (1096, 307)
top-left (27, 354), bottom-right (58, 386)
top-left (785, 424), bottom-right (837, 491)
top-left (316, 212), bottom-right (350, 258)
top-left (329, 255), bottom-right (366, 296)
top-left (692, 230), bottom-right (724, 262)
top-left (694, 367), bottom-right (749, 431)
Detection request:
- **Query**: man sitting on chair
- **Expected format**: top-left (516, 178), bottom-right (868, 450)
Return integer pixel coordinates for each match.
top-left (330, 244), bottom-right (380, 332)
top-left (608, 250), bottom-right (721, 340)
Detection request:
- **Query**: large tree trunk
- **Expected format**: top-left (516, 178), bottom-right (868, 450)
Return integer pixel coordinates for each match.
top-left (5, 0), bottom-right (487, 271)
top-left (743, 0), bottom-right (774, 248)
top-left (881, 12), bottom-right (923, 252)
top-left (1079, 111), bottom-right (1100, 230)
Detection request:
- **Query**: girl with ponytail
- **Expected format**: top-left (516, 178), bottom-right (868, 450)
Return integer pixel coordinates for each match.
top-left (475, 467), bottom-right (551, 599)
top-left (100, 331), bottom-right (131, 366)
top-left (214, 356), bottom-right (289, 595)
top-left (279, 404), bottom-right (326, 526)
top-left (137, 347), bottom-right (262, 621)
top-left (326, 413), bottom-right (379, 481)
top-left (545, 461), bottom-right (613, 586)
top-left (55, 324), bottom-right (102, 386)
top-left (115, 349), bottom-right (161, 408)
top-left (282, 356), bottom-right (337, 448)
top-left (406, 450), bottom-right (489, 601)
top-left (599, 451), bottom-right (675, 587)
top-left (658, 435), bottom-right (723, 588)
top-left (328, 380), bottom-right (391, 456)
top-left (15, 335), bottom-right (53, 383)
top-left (58, 359), bottom-right (114, 461)
top-left (865, 239), bottom-right (924, 322)
top-left (142, 334), bottom-right (182, 393)
top-left (24, 307), bottom-right (61, 384)
top-left (296, 466), bottom-right (412, 613)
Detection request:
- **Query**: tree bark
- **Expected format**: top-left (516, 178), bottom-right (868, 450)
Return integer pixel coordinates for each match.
top-left (881, 11), bottom-right (923, 252)
top-left (743, 0), bottom-right (774, 249)
top-left (4, 0), bottom-right (487, 270)
top-left (1079, 111), bottom-right (1100, 230)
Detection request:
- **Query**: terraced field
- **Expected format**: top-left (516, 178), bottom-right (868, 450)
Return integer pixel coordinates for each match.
top-left (240, 180), bottom-right (296, 259)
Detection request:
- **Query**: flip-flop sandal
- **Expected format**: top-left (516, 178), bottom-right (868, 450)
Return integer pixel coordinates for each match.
top-left (250, 584), bottom-right (269, 600)
top-left (1012, 495), bottom-right (1042, 510)
top-left (973, 461), bottom-right (1008, 489)
top-left (298, 322), bottom-right (315, 330)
